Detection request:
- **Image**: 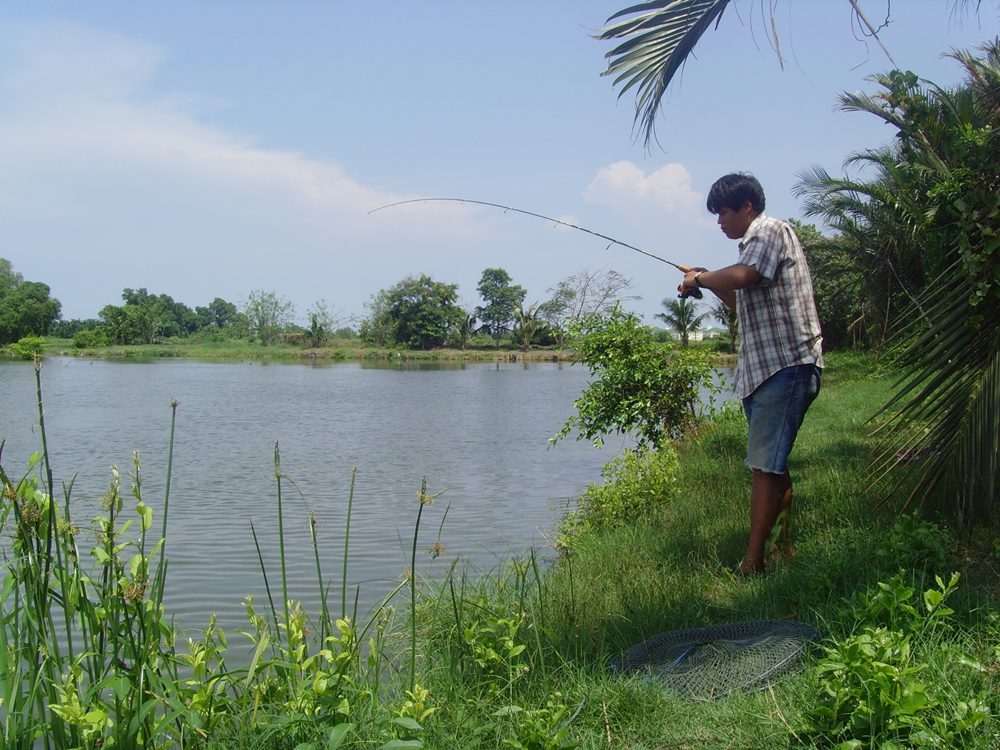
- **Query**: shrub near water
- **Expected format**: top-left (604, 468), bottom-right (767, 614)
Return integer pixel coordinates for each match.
top-left (557, 445), bottom-right (680, 549)
top-left (553, 306), bottom-right (721, 448)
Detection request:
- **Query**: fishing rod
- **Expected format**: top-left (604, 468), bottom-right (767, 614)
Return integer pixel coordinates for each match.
top-left (368, 197), bottom-right (702, 299)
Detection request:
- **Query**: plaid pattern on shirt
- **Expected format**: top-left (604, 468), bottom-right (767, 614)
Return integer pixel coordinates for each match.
top-left (734, 214), bottom-right (824, 399)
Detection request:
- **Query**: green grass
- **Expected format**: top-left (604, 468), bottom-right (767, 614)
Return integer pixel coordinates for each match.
top-left (401, 351), bottom-right (998, 749)
top-left (30, 335), bottom-right (575, 363)
top-left (1, 351), bottom-right (996, 749)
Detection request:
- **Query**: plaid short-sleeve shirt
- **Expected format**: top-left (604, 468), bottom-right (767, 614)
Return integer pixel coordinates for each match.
top-left (734, 214), bottom-right (824, 399)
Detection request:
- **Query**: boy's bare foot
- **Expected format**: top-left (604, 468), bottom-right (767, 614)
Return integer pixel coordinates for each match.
top-left (734, 561), bottom-right (764, 577)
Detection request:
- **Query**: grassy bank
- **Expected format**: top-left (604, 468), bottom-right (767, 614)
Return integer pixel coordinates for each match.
top-left (399, 352), bottom-right (998, 749)
top-left (28, 336), bottom-right (577, 363)
top-left (0, 352), bottom-right (995, 748)
top-left (22, 334), bottom-right (737, 365)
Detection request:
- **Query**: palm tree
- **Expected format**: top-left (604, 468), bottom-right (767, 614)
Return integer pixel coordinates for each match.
top-left (513, 302), bottom-right (545, 351)
top-left (796, 42), bottom-right (1000, 523)
top-left (710, 299), bottom-right (738, 353)
top-left (597, 1), bottom-right (981, 148)
top-left (656, 297), bottom-right (707, 348)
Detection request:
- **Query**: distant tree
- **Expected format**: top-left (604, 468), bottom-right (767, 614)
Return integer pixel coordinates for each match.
top-left (549, 268), bottom-right (636, 319)
top-left (195, 297), bottom-right (241, 330)
top-left (119, 288), bottom-right (165, 341)
top-left (475, 268), bottom-right (525, 347)
top-left (0, 259), bottom-right (61, 343)
top-left (710, 299), bottom-right (738, 353)
top-left (0, 258), bottom-right (23, 295)
top-left (125, 301), bottom-right (166, 344)
top-left (359, 289), bottom-right (394, 346)
top-left (383, 274), bottom-right (464, 349)
top-left (792, 219), bottom-right (866, 350)
top-left (92, 290), bottom-right (151, 344)
top-left (541, 268), bottom-right (636, 345)
top-left (513, 302), bottom-right (551, 350)
top-left (656, 297), bottom-right (707, 348)
top-left (99, 304), bottom-right (132, 344)
top-left (242, 289), bottom-right (295, 345)
top-left (305, 299), bottom-right (345, 347)
top-left (50, 318), bottom-right (102, 338)
top-left (158, 295), bottom-right (197, 336)
top-left (451, 310), bottom-right (477, 350)
top-left (0, 280), bottom-right (62, 344)
top-left (118, 288), bottom-right (196, 340)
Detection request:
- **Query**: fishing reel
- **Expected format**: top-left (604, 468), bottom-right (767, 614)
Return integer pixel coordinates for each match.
top-left (677, 265), bottom-right (705, 300)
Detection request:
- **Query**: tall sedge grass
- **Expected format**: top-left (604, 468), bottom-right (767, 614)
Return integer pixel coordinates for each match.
top-left (0, 363), bottom-right (185, 747)
top-left (0, 360), bottom-right (418, 748)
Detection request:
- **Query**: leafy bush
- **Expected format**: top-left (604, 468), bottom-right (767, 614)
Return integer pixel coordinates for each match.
top-left (805, 573), bottom-right (991, 748)
top-left (874, 514), bottom-right (952, 575)
top-left (559, 445), bottom-right (680, 547)
top-left (456, 597), bottom-right (531, 694)
top-left (554, 306), bottom-right (720, 448)
top-left (494, 694), bottom-right (580, 750)
top-left (73, 327), bottom-right (109, 348)
top-left (9, 335), bottom-right (44, 359)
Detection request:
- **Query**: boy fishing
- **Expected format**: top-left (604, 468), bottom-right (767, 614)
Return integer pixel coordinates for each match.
top-left (679, 173), bottom-right (824, 575)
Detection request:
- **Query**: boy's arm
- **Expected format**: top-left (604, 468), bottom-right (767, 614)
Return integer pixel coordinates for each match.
top-left (679, 264), bottom-right (763, 309)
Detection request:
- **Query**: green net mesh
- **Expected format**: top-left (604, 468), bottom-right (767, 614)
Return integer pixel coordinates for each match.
top-left (611, 619), bottom-right (820, 700)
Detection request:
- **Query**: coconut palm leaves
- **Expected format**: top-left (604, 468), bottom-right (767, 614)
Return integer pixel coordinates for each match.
top-left (598, 0), bottom-right (732, 148)
top-left (710, 298), bottom-right (738, 352)
top-left (598, 0), bottom-right (892, 148)
top-left (799, 41), bottom-right (1000, 522)
top-left (872, 270), bottom-right (1000, 523)
top-left (657, 297), bottom-right (708, 347)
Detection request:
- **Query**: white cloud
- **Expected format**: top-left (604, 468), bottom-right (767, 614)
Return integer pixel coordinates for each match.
top-left (0, 21), bottom-right (163, 103)
top-left (583, 161), bottom-right (706, 222)
top-left (0, 21), bottom-right (493, 319)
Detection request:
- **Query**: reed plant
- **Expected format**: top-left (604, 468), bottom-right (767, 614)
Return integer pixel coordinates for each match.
top-left (0, 361), bottom-right (415, 748)
top-left (0, 363), bottom-right (188, 748)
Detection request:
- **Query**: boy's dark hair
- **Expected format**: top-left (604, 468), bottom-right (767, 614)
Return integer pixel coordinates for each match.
top-left (706, 173), bottom-right (766, 214)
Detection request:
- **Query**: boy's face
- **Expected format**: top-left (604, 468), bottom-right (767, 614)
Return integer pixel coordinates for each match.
top-left (716, 200), bottom-right (757, 240)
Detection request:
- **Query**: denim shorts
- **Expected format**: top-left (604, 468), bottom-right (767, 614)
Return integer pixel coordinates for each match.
top-left (742, 364), bottom-right (821, 474)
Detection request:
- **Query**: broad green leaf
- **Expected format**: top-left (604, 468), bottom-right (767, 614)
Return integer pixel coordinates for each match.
top-left (392, 716), bottom-right (423, 731)
top-left (326, 724), bottom-right (354, 750)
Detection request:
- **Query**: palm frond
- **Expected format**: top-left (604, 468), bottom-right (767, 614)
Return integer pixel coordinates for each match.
top-left (869, 266), bottom-right (1000, 523)
top-left (598, 0), bottom-right (733, 148)
top-left (598, 0), bottom-right (897, 148)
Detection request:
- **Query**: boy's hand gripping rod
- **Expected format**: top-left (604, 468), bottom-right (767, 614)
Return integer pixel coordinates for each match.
top-left (368, 197), bottom-right (703, 299)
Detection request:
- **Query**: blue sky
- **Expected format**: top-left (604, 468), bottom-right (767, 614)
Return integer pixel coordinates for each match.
top-left (0, 1), bottom-right (994, 325)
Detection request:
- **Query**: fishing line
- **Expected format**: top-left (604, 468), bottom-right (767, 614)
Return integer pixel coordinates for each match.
top-left (368, 197), bottom-right (694, 273)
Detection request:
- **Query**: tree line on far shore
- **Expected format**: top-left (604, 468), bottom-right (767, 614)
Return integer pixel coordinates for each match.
top-left (1, 211), bottom-right (884, 356)
top-left (0, 261), bottom-right (668, 350)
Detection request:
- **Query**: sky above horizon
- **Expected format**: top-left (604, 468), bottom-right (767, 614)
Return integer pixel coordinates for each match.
top-left (1, 1), bottom-right (995, 326)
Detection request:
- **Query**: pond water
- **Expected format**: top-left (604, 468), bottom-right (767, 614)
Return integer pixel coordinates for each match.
top-left (1, 356), bottom-right (669, 639)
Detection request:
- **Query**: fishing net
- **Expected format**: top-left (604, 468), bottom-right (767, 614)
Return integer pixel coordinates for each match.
top-left (610, 619), bottom-right (820, 700)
